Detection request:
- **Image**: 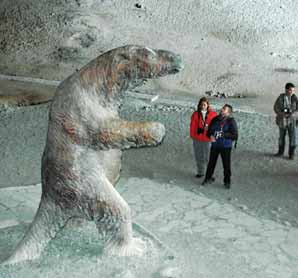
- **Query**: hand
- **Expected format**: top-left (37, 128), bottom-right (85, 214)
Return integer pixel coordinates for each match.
top-left (278, 112), bottom-right (291, 118)
top-left (210, 136), bottom-right (216, 142)
top-left (285, 112), bottom-right (292, 118)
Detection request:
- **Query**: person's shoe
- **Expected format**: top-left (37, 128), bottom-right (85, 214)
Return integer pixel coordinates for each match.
top-left (224, 182), bottom-right (231, 189)
top-left (201, 177), bottom-right (215, 186)
top-left (289, 147), bottom-right (295, 160)
top-left (195, 174), bottom-right (204, 178)
top-left (274, 145), bottom-right (285, 157)
top-left (289, 154), bottom-right (294, 160)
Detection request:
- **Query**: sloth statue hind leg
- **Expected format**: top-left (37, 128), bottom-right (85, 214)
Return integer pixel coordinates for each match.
top-left (94, 177), bottom-right (146, 256)
top-left (2, 196), bottom-right (69, 265)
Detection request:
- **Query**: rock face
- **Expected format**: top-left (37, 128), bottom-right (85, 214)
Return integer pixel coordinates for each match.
top-left (2, 45), bottom-right (183, 264)
top-left (1, 0), bottom-right (298, 99)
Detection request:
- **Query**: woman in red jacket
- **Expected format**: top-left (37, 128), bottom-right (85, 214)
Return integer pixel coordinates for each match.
top-left (190, 97), bottom-right (217, 178)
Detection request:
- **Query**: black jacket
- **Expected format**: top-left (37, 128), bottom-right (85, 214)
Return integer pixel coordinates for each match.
top-left (207, 115), bottom-right (238, 148)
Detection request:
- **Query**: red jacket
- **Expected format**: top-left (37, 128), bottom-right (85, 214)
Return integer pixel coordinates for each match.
top-left (190, 109), bottom-right (217, 142)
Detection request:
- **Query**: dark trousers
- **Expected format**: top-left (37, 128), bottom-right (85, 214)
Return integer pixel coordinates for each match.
top-left (278, 125), bottom-right (296, 155)
top-left (205, 147), bottom-right (232, 183)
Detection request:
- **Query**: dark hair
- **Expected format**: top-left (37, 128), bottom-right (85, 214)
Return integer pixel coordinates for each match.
top-left (223, 104), bottom-right (233, 113)
top-left (285, 82), bottom-right (295, 89)
top-left (197, 97), bottom-right (210, 112)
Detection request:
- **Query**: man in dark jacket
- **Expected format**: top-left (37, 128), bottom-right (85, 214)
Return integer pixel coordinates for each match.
top-left (273, 82), bottom-right (298, 159)
top-left (202, 104), bottom-right (238, 189)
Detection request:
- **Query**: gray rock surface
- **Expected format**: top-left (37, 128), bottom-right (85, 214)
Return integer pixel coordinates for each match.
top-left (1, 0), bottom-right (298, 103)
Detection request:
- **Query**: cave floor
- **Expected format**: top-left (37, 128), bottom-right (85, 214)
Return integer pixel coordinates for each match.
top-left (0, 78), bottom-right (298, 277)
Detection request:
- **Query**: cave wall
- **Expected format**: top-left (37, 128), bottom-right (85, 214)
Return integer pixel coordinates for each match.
top-left (1, 0), bottom-right (298, 97)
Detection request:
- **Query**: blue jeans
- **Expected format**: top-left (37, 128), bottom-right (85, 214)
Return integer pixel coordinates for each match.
top-left (278, 124), bottom-right (296, 154)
